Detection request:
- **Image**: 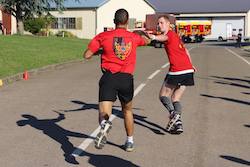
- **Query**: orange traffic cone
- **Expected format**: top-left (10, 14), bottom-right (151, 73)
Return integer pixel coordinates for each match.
top-left (23, 70), bottom-right (29, 79)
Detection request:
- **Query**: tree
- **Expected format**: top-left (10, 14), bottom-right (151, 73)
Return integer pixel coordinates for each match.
top-left (44, 13), bottom-right (57, 30)
top-left (1, 0), bottom-right (78, 35)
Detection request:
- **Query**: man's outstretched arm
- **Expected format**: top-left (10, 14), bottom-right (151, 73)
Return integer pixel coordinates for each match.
top-left (84, 49), bottom-right (103, 59)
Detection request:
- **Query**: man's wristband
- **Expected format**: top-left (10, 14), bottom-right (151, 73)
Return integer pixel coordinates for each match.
top-left (151, 35), bottom-right (156, 40)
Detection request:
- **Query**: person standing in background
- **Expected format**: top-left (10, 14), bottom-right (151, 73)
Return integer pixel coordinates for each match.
top-left (236, 30), bottom-right (242, 48)
top-left (0, 21), bottom-right (3, 35)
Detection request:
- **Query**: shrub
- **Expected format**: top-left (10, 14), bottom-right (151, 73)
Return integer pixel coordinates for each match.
top-left (38, 29), bottom-right (54, 36)
top-left (24, 18), bottom-right (46, 34)
top-left (56, 30), bottom-right (76, 38)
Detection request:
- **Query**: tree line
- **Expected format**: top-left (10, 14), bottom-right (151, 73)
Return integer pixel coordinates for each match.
top-left (1, 0), bottom-right (79, 35)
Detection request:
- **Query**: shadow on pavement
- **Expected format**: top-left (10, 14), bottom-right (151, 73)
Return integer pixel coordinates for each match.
top-left (62, 100), bottom-right (166, 135)
top-left (80, 151), bottom-right (140, 167)
top-left (16, 111), bottom-right (140, 166)
top-left (62, 100), bottom-right (143, 112)
top-left (16, 111), bottom-right (85, 164)
top-left (240, 53), bottom-right (250, 58)
top-left (213, 81), bottom-right (250, 89)
top-left (203, 75), bottom-right (250, 166)
top-left (200, 94), bottom-right (250, 106)
top-left (213, 76), bottom-right (250, 95)
top-left (211, 76), bottom-right (250, 85)
top-left (112, 109), bottom-right (166, 135)
top-left (204, 41), bottom-right (250, 47)
top-left (200, 76), bottom-right (250, 105)
top-left (220, 156), bottom-right (250, 165)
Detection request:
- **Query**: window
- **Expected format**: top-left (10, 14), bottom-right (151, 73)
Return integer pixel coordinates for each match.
top-left (51, 18), bottom-right (76, 29)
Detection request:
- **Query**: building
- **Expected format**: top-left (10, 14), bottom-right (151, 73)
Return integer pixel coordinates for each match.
top-left (3, 0), bottom-right (249, 41)
top-left (0, 0), bottom-right (156, 38)
top-left (147, 0), bottom-right (250, 41)
top-left (48, 0), bottom-right (156, 39)
top-left (0, 6), bottom-right (16, 35)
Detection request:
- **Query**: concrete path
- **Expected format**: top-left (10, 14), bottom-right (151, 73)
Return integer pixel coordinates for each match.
top-left (0, 41), bottom-right (249, 167)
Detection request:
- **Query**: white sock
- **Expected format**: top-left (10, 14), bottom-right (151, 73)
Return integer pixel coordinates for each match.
top-left (126, 136), bottom-right (133, 143)
top-left (100, 120), bottom-right (106, 127)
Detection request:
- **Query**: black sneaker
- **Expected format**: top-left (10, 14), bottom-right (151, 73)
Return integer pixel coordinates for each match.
top-left (166, 111), bottom-right (181, 132)
top-left (171, 120), bottom-right (183, 134)
top-left (94, 120), bottom-right (112, 149)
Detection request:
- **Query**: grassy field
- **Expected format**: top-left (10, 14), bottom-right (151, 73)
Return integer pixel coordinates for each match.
top-left (0, 35), bottom-right (91, 78)
top-left (0, 35), bottom-right (150, 79)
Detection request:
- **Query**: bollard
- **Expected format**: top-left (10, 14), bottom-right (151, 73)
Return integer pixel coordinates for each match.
top-left (62, 32), bottom-right (64, 38)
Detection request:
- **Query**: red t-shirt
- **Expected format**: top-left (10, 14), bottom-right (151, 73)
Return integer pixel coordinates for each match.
top-left (164, 30), bottom-right (194, 75)
top-left (88, 28), bottom-right (146, 74)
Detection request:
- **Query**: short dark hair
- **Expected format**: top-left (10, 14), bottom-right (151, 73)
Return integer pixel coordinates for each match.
top-left (114, 9), bottom-right (129, 25)
top-left (158, 15), bottom-right (170, 22)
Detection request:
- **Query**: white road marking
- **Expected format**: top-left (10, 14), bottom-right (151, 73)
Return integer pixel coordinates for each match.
top-left (71, 114), bottom-right (117, 157)
top-left (188, 46), bottom-right (196, 51)
top-left (71, 82), bottom-right (149, 156)
top-left (161, 63), bottom-right (170, 68)
top-left (71, 48), bottom-right (203, 156)
top-left (71, 68), bottom-right (166, 156)
top-left (71, 46), bottom-right (197, 156)
top-left (225, 47), bottom-right (250, 66)
top-left (134, 83), bottom-right (146, 97)
top-left (147, 70), bottom-right (161, 80)
top-left (71, 128), bottom-right (100, 156)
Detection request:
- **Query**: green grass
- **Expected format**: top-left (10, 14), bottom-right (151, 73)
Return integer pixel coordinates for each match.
top-left (0, 35), bottom-right (91, 78)
top-left (0, 35), bottom-right (151, 79)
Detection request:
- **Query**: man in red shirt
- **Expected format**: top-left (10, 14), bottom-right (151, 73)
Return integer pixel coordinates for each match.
top-left (144, 16), bottom-right (196, 134)
top-left (84, 9), bottom-right (148, 151)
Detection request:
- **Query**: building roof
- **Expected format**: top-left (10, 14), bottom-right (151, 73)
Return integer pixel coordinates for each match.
top-left (50, 0), bottom-right (156, 9)
top-left (147, 0), bottom-right (250, 14)
top-left (144, 0), bottom-right (157, 11)
top-left (50, 0), bottom-right (109, 8)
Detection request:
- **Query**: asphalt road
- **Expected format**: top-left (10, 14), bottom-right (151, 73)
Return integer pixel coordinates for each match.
top-left (0, 41), bottom-right (250, 167)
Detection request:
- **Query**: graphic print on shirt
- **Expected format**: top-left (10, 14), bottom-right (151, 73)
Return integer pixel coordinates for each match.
top-left (178, 38), bottom-right (186, 51)
top-left (113, 37), bottom-right (132, 60)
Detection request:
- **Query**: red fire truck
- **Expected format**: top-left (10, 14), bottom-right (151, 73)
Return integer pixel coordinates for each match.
top-left (132, 14), bottom-right (212, 47)
top-left (176, 20), bottom-right (211, 43)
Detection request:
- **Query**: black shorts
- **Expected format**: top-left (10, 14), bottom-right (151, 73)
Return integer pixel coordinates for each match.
top-left (164, 73), bottom-right (194, 86)
top-left (99, 71), bottom-right (134, 103)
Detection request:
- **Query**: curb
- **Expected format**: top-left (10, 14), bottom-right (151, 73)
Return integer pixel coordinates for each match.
top-left (0, 56), bottom-right (100, 86)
